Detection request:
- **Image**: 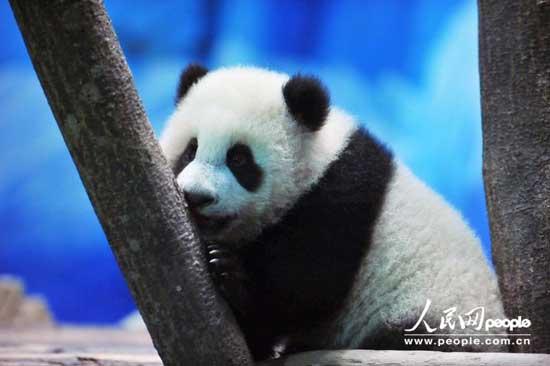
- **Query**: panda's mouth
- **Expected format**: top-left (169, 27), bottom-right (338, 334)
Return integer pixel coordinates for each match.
top-left (189, 210), bottom-right (236, 235)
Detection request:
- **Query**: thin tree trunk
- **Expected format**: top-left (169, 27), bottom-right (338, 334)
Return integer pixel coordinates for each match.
top-left (8, 1), bottom-right (253, 365)
top-left (478, 0), bottom-right (550, 353)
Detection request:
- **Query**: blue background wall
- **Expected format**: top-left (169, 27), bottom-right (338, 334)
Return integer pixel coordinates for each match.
top-left (0, 0), bottom-right (488, 324)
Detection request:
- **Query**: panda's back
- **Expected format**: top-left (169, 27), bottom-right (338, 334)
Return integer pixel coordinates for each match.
top-left (329, 162), bottom-right (506, 350)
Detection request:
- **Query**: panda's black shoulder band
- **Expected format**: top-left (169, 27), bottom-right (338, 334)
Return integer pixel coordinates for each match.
top-left (283, 74), bottom-right (330, 132)
top-left (175, 63), bottom-right (208, 104)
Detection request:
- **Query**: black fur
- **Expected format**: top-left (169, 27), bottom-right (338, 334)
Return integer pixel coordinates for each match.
top-left (209, 128), bottom-right (394, 360)
top-left (175, 64), bottom-right (208, 104)
top-left (173, 137), bottom-right (198, 174)
top-left (226, 143), bottom-right (263, 192)
top-left (282, 75), bottom-right (330, 131)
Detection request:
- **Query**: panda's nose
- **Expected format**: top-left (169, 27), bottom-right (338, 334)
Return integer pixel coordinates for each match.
top-left (183, 190), bottom-right (215, 209)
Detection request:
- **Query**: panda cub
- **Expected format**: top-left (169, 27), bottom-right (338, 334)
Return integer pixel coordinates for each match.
top-left (160, 64), bottom-right (506, 360)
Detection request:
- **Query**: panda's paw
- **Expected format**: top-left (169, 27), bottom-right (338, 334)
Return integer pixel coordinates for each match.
top-left (206, 243), bottom-right (246, 281)
top-left (206, 243), bottom-right (250, 315)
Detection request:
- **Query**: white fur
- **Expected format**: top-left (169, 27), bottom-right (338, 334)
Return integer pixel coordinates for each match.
top-left (159, 65), bottom-right (504, 351)
top-left (160, 66), bottom-right (356, 243)
top-left (329, 162), bottom-right (506, 349)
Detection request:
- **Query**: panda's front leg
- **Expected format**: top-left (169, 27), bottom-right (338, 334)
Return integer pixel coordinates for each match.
top-left (206, 243), bottom-right (277, 360)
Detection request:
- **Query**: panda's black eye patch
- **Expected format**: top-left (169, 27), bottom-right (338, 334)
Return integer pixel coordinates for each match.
top-left (174, 137), bottom-right (198, 175)
top-left (226, 143), bottom-right (263, 192)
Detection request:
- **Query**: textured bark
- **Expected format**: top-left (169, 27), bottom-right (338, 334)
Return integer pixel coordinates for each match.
top-left (478, 0), bottom-right (550, 353)
top-left (8, 1), bottom-right (253, 365)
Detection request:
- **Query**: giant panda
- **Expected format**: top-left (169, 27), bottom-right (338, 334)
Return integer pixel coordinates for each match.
top-left (159, 64), bottom-right (507, 360)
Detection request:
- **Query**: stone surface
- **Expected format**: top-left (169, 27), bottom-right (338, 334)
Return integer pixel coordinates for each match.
top-left (0, 276), bottom-right (52, 328)
top-left (0, 277), bottom-right (24, 326)
top-left (262, 350), bottom-right (550, 366)
top-left (1, 327), bottom-right (549, 366)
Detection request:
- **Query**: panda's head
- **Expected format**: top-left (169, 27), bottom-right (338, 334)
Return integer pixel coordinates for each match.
top-left (160, 65), bottom-right (355, 245)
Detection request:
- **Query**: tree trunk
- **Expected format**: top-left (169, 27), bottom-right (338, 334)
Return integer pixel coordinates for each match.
top-left (8, 1), bottom-right (253, 365)
top-left (478, 0), bottom-right (550, 353)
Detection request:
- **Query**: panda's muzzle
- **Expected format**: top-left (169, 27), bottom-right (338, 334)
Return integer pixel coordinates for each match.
top-left (189, 210), bottom-right (236, 236)
top-left (184, 190), bottom-right (216, 209)
top-left (182, 190), bottom-right (236, 235)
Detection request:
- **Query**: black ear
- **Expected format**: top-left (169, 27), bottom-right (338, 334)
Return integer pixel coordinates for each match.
top-left (175, 63), bottom-right (208, 104)
top-left (282, 75), bottom-right (330, 132)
